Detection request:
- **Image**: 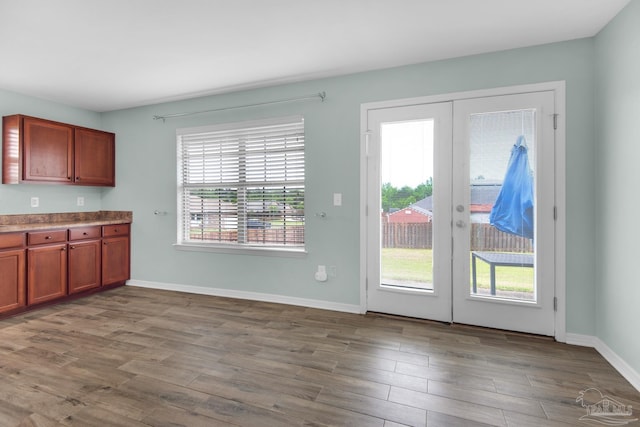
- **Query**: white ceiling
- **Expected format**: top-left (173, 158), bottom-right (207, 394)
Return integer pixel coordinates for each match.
top-left (0, 0), bottom-right (631, 112)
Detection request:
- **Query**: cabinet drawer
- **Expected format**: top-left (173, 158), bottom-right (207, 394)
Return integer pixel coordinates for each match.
top-left (0, 232), bottom-right (25, 249)
top-left (27, 230), bottom-right (67, 245)
top-left (102, 224), bottom-right (129, 237)
top-left (69, 226), bottom-right (101, 241)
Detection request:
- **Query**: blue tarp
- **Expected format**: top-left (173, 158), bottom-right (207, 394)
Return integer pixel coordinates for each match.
top-left (489, 135), bottom-right (534, 239)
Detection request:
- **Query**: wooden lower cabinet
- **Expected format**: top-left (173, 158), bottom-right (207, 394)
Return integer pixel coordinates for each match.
top-left (69, 239), bottom-right (101, 294)
top-left (27, 243), bottom-right (67, 305)
top-left (102, 235), bottom-right (130, 286)
top-left (0, 222), bottom-right (130, 316)
top-left (0, 248), bottom-right (26, 313)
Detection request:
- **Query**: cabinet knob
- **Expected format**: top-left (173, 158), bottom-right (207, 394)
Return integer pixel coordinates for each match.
top-left (70, 245), bottom-right (76, 249)
top-left (45, 236), bottom-right (52, 240)
top-left (83, 232), bottom-right (88, 235)
top-left (76, 176), bottom-right (81, 181)
top-left (61, 247), bottom-right (66, 251)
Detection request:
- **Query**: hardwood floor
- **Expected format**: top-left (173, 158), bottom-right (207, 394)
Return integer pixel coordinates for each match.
top-left (0, 286), bottom-right (637, 426)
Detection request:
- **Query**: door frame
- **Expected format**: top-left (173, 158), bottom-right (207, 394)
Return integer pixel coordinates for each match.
top-left (359, 81), bottom-right (567, 342)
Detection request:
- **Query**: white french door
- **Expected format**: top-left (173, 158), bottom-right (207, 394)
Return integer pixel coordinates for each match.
top-left (452, 92), bottom-right (556, 335)
top-left (364, 90), bottom-right (557, 336)
top-left (366, 103), bottom-right (453, 321)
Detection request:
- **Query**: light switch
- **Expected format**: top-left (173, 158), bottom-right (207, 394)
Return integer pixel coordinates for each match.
top-left (333, 193), bottom-right (342, 206)
top-left (30, 197), bottom-right (39, 208)
top-left (77, 196), bottom-right (85, 206)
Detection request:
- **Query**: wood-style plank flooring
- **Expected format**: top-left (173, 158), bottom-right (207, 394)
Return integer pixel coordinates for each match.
top-left (0, 286), bottom-right (637, 426)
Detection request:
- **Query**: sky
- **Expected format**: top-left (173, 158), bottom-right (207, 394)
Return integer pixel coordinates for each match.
top-left (380, 111), bottom-right (536, 188)
top-left (381, 119), bottom-right (434, 188)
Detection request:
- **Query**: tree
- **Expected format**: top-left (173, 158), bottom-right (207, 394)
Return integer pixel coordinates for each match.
top-left (381, 182), bottom-right (398, 212)
top-left (413, 177), bottom-right (433, 200)
top-left (381, 179), bottom-right (433, 212)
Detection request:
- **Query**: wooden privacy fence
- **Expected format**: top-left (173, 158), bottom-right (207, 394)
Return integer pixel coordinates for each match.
top-left (383, 222), bottom-right (533, 252)
top-left (189, 226), bottom-right (304, 245)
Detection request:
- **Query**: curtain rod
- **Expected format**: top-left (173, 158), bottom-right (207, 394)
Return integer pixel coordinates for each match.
top-left (153, 91), bottom-right (326, 121)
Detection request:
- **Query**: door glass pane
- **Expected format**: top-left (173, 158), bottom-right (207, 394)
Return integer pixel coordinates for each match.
top-left (468, 110), bottom-right (536, 301)
top-left (380, 120), bottom-right (434, 291)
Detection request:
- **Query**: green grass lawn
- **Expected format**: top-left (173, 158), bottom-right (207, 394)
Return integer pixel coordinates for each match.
top-left (382, 248), bottom-right (534, 292)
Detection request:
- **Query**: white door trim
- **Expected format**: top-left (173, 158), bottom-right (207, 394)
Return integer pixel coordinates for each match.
top-left (359, 81), bottom-right (566, 342)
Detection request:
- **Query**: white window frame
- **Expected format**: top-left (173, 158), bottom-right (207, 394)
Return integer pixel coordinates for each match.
top-left (175, 115), bottom-right (306, 257)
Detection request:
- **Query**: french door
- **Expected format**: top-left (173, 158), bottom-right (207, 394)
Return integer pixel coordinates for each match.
top-left (365, 90), bottom-right (557, 336)
top-left (366, 103), bottom-right (453, 322)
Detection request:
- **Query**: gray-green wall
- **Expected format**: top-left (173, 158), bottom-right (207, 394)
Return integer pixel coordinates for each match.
top-left (99, 38), bottom-right (598, 337)
top-left (595, 0), bottom-right (640, 376)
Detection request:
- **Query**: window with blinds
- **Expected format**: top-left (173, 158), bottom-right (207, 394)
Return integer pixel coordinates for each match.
top-left (177, 116), bottom-right (305, 251)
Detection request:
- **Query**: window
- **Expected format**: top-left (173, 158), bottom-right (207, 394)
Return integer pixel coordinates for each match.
top-left (177, 116), bottom-right (305, 252)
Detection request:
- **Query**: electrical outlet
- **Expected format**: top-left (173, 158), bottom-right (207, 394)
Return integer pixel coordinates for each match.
top-left (333, 193), bottom-right (342, 206)
top-left (30, 197), bottom-right (39, 208)
top-left (77, 196), bottom-right (85, 206)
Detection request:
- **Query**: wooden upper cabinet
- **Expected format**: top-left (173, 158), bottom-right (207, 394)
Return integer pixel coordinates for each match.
top-left (75, 127), bottom-right (115, 186)
top-left (23, 117), bottom-right (73, 183)
top-left (2, 115), bottom-right (115, 187)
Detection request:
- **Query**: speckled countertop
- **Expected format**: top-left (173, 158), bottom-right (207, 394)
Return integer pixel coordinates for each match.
top-left (0, 211), bottom-right (132, 233)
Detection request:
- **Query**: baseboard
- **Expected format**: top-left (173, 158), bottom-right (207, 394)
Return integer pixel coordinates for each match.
top-left (565, 333), bottom-right (598, 348)
top-left (566, 333), bottom-right (640, 392)
top-left (126, 279), bottom-right (362, 314)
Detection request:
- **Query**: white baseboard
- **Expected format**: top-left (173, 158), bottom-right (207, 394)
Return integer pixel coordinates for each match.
top-left (566, 333), bottom-right (640, 392)
top-left (126, 279), bottom-right (362, 314)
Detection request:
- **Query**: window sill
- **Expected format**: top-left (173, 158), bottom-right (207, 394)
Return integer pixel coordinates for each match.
top-left (173, 242), bottom-right (307, 258)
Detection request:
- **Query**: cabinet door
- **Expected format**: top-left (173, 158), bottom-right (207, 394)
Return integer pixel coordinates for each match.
top-left (0, 249), bottom-right (26, 313)
top-left (102, 236), bottom-right (130, 286)
top-left (69, 240), bottom-right (101, 294)
top-left (23, 117), bottom-right (73, 183)
top-left (75, 128), bottom-right (115, 186)
top-left (27, 244), bottom-right (67, 305)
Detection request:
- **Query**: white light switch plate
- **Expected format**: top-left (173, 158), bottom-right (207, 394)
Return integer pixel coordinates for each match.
top-left (333, 193), bottom-right (342, 206)
top-left (30, 197), bottom-right (39, 208)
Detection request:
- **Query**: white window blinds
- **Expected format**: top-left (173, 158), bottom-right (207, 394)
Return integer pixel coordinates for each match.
top-left (177, 116), bottom-right (305, 250)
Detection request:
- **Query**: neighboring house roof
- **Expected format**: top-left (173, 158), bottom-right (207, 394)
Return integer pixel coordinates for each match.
top-left (470, 183), bottom-right (502, 205)
top-left (246, 200), bottom-right (282, 213)
top-left (412, 197), bottom-right (432, 213)
top-left (409, 183), bottom-right (502, 214)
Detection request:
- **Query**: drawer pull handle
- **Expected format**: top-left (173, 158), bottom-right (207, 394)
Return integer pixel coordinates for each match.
top-left (61, 247), bottom-right (66, 251)
top-left (45, 236), bottom-right (52, 240)
top-left (83, 232), bottom-right (88, 235)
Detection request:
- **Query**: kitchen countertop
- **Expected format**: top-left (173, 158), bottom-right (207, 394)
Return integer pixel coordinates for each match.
top-left (0, 211), bottom-right (132, 233)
